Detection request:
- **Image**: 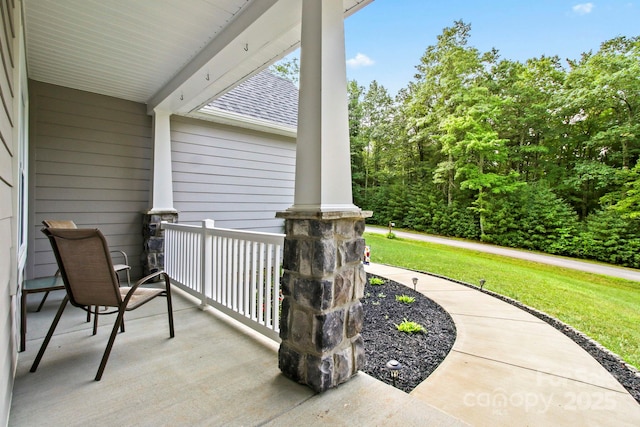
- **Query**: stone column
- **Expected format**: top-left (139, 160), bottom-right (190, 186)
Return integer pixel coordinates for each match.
top-left (277, 210), bottom-right (371, 392)
top-left (142, 210), bottom-right (178, 276)
top-left (276, 0), bottom-right (373, 392)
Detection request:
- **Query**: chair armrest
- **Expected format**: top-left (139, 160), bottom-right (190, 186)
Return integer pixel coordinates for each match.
top-left (128, 271), bottom-right (171, 293)
top-left (121, 271), bottom-right (171, 307)
top-left (136, 271), bottom-right (170, 286)
top-left (109, 250), bottom-right (129, 267)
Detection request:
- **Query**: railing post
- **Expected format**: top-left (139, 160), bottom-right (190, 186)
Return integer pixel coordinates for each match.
top-left (200, 219), bottom-right (215, 310)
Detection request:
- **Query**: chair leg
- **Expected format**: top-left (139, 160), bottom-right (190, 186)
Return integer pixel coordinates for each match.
top-left (165, 280), bottom-right (175, 338)
top-left (92, 307), bottom-right (99, 335)
top-left (30, 296), bottom-right (69, 373)
top-left (95, 308), bottom-right (126, 381)
top-left (36, 291), bottom-right (50, 312)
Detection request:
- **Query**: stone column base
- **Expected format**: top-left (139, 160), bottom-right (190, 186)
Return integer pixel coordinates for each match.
top-left (142, 210), bottom-right (178, 276)
top-left (276, 210), bottom-right (372, 392)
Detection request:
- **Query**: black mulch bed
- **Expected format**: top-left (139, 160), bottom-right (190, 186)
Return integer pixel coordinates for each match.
top-left (361, 273), bottom-right (456, 393)
top-left (362, 271), bottom-right (640, 404)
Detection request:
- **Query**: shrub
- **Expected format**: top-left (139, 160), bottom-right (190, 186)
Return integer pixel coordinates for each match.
top-left (396, 319), bottom-right (426, 334)
top-left (575, 210), bottom-right (640, 268)
top-left (483, 182), bottom-right (579, 254)
top-left (369, 277), bottom-right (385, 286)
top-left (395, 294), bottom-right (415, 304)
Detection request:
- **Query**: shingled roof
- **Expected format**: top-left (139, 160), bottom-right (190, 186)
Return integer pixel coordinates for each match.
top-left (203, 70), bottom-right (298, 129)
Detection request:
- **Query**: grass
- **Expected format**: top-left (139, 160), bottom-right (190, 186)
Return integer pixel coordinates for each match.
top-left (364, 232), bottom-right (640, 369)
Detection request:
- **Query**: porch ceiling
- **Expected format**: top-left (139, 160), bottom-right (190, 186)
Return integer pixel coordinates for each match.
top-left (23, 0), bottom-right (372, 115)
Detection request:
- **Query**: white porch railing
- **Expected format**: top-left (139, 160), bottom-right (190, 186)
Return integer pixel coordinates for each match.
top-left (162, 220), bottom-right (284, 342)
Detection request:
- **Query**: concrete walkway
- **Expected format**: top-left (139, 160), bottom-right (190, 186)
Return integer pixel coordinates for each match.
top-left (366, 263), bottom-right (640, 426)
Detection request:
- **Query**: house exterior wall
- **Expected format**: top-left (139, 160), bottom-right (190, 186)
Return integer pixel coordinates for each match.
top-left (27, 83), bottom-right (297, 281)
top-left (1, 0), bottom-right (22, 423)
top-left (171, 116), bottom-right (295, 233)
top-left (27, 81), bottom-right (153, 280)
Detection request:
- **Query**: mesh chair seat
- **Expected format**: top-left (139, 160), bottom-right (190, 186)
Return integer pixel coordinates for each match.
top-left (119, 286), bottom-right (165, 310)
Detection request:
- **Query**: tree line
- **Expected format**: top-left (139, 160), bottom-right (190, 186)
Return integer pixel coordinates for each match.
top-left (348, 21), bottom-right (640, 268)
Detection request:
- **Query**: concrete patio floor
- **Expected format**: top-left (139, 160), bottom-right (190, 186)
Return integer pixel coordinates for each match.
top-left (10, 286), bottom-right (464, 426)
top-left (12, 264), bottom-right (640, 426)
top-left (366, 263), bottom-right (640, 427)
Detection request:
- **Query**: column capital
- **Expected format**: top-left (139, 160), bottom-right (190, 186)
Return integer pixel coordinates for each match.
top-left (276, 210), bottom-right (372, 221)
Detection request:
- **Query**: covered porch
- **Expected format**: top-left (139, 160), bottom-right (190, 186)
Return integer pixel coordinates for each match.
top-left (11, 286), bottom-right (461, 426)
top-left (0, 0), bottom-right (450, 422)
top-left (21, 0), bottom-right (375, 401)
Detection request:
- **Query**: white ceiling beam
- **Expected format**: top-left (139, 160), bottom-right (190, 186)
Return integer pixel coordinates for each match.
top-left (147, 0), bottom-right (301, 115)
top-left (147, 0), bottom-right (373, 116)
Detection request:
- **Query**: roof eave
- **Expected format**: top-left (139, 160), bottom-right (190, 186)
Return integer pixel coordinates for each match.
top-left (190, 106), bottom-right (297, 139)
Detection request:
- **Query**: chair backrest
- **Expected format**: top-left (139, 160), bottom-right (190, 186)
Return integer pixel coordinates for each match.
top-left (42, 228), bottom-right (122, 308)
top-left (42, 219), bottom-right (78, 229)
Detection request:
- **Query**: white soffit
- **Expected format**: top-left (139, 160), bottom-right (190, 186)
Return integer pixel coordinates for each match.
top-left (23, 0), bottom-right (372, 111)
top-left (24, 0), bottom-right (250, 103)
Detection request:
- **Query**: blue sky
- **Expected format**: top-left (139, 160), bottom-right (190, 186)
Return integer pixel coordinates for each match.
top-left (343, 0), bottom-right (639, 95)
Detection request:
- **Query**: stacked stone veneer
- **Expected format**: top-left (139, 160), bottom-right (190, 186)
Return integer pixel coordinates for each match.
top-left (277, 211), bottom-right (371, 392)
top-left (142, 210), bottom-right (178, 276)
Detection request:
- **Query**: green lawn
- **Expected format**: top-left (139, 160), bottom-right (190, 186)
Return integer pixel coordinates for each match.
top-left (364, 232), bottom-right (640, 369)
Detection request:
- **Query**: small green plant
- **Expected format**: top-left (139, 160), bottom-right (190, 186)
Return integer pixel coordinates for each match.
top-left (365, 292), bottom-right (371, 298)
top-left (396, 318), bottom-right (426, 334)
top-left (386, 232), bottom-right (396, 239)
top-left (395, 294), bottom-right (416, 304)
top-left (377, 292), bottom-right (386, 298)
top-left (372, 301), bottom-right (381, 306)
top-left (369, 277), bottom-right (385, 286)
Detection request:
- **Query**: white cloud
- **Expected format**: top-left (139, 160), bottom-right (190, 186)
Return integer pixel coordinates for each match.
top-left (346, 53), bottom-right (375, 68)
top-left (572, 2), bottom-right (595, 14)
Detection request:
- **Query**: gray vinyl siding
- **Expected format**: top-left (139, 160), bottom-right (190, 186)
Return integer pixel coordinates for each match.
top-left (27, 82), bottom-right (296, 278)
top-left (0, 0), bottom-right (16, 423)
top-left (28, 81), bottom-right (152, 279)
top-left (171, 116), bottom-right (295, 233)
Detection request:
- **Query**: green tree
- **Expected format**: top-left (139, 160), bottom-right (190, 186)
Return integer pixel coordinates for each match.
top-left (441, 85), bottom-right (524, 237)
top-left (346, 22), bottom-right (640, 267)
top-left (406, 20), bottom-right (485, 205)
top-left (348, 79), bottom-right (396, 211)
top-left (556, 36), bottom-right (640, 217)
top-left (483, 183), bottom-right (579, 254)
top-left (348, 80), bottom-right (367, 207)
top-left (609, 160), bottom-right (640, 219)
top-left (269, 56), bottom-right (299, 84)
top-left (490, 56), bottom-right (564, 182)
